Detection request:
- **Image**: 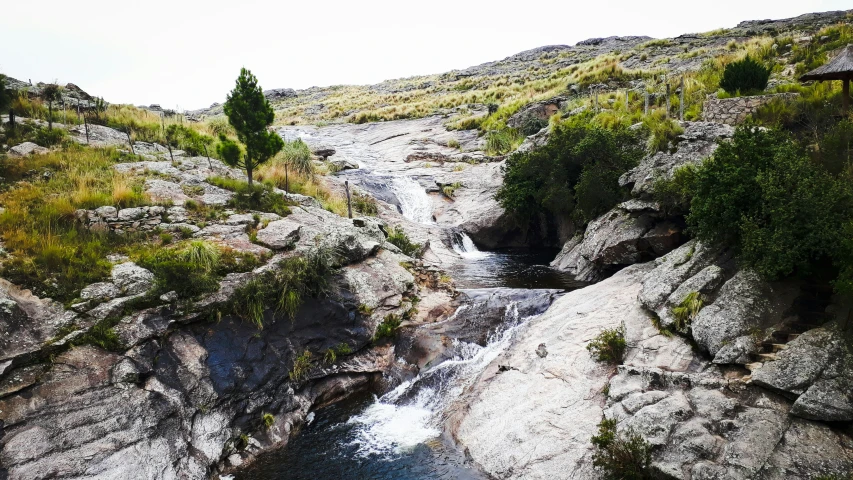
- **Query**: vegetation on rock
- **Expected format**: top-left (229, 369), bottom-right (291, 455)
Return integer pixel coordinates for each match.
top-left (587, 324), bottom-right (627, 364)
top-left (591, 417), bottom-right (653, 479)
top-left (221, 68), bottom-right (284, 187)
top-left (386, 226), bottom-right (422, 258)
top-left (496, 114), bottom-right (644, 225)
top-left (718, 56), bottom-right (770, 95)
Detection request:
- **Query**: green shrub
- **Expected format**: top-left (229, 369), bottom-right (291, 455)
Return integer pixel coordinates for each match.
top-left (228, 247), bottom-right (337, 328)
top-left (374, 313), bottom-right (403, 341)
top-left (520, 116), bottom-right (549, 136)
top-left (688, 126), bottom-right (851, 279)
top-left (352, 191), bottom-right (379, 216)
top-left (652, 164), bottom-right (697, 215)
top-left (591, 418), bottom-right (652, 480)
top-left (208, 176), bottom-right (292, 216)
top-left (719, 56), bottom-right (770, 96)
top-left (587, 324), bottom-right (627, 364)
top-left (262, 412), bottom-right (275, 429)
top-left (323, 342), bottom-right (353, 364)
top-left (484, 128), bottom-right (523, 155)
top-left (671, 291), bottom-right (703, 331)
top-left (642, 114), bottom-right (683, 153)
top-left (386, 226), bottom-right (422, 258)
top-left (289, 350), bottom-right (313, 382)
top-left (496, 114), bottom-right (644, 224)
top-left (71, 317), bottom-right (123, 351)
top-left (441, 182), bottom-right (462, 199)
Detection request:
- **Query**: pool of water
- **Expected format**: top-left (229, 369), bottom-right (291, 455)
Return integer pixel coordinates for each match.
top-left (237, 391), bottom-right (486, 480)
top-left (447, 247), bottom-right (587, 290)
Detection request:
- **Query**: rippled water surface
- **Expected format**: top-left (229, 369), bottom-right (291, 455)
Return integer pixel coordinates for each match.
top-left (238, 391), bottom-right (485, 480)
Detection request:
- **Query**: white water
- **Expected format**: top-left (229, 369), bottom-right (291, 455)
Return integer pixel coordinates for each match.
top-left (390, 176), bottom-right (435, 225)
top-left (346, 303), bottom-right (526, 458)
top-left (451, 232), bottom-right (490, 260)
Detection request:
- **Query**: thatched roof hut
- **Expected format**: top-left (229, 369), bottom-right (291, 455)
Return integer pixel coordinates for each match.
top-left (801, 44), bottom-right (853, 112)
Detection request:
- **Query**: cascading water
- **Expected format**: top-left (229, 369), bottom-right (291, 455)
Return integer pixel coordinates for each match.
top-left (451, 231), bottom-right (490, 260)
top-left (390, 176), bottom-right (435, 224)
top-left (346, 302), bottom-right (523, 457)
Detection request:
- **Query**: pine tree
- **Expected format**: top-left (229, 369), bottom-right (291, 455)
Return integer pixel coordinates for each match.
top-left (222, 68), bottom-right (283, 187)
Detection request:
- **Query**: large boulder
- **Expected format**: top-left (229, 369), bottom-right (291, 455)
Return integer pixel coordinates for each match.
top-left (506, 96), bottom-right (566, 131)
top-left (752, 328), bottom-right (853, 421)
top-left (691, 270), bottom-right (797, 364)
top-left (8, 142), bottom-right (49, 157)
top-left (619, 122), bottom-right (735, 198)
top-left (551, 201), bottom-right (681, 282)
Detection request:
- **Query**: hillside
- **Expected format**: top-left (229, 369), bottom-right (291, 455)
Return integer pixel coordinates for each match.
top-left (1, 7), bottom-right (853, 480)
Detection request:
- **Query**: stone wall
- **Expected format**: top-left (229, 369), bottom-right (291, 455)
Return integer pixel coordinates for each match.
top-left (702, 92), bottom-right (798, 125)
top-left (74, 205), bottom-right (189, 234)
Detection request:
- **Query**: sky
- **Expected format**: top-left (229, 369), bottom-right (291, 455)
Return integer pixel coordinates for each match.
top-left (1, 0), bottom-right (850, 110)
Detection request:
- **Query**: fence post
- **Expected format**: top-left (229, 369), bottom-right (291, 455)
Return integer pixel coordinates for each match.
top-left (666, 83), bottom-right (671, 119)
top-left (679, 76), bottom-right (685, 121)
top-left (644, 93), bottom-right (649, 115)
top-left (344, 181), bottom-right (353, 219)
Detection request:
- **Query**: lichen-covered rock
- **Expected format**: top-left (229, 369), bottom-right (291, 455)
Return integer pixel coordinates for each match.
top-left (619, 121), bottom-right (734, 198)
top-left (8, 142), bottom-right (49, 157)
top-left (751, 328), bottom-right (853, 422)
top-left (692, 270), bottom-right (796, 363)
top-left (79, 282), bottom-right (120, 302)
top-left (111, 262), bottom-right (155, 296)
top-left (255, 218), bottom-right (301, 250)
top-left (550, 202), bottom-right (681, 282)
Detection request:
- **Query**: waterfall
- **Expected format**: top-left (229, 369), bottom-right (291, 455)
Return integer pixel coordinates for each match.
top-left (451, 231), bottom-right (489, 260)
top-left (345, 302), bottom-right (525, 458)
top-left (390, 177), bottom-right (434, 225)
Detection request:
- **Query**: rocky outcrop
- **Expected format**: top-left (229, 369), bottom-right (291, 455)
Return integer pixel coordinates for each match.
top-left (752, 327), bottom-right (853, 422)
top-left (619, 122), bottom-right (735, 198)
top-left (550, 200), bottom-right (681, 282)
top-left (691, 270), bottom-right (797, 364)
top-left (552, 121), bottom-right (737, 281)
top-left (0, 238), bottom-right (419, 480)
top-left (8, 142), bottom-right (49, 157)
top-left (506, 96), bottom-right (565, 131)
top-left (453, 262), bottom-right (853, 480)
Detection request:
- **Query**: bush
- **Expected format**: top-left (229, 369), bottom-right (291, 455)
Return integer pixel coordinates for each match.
top-left (484, 128), bottom-right (523, 155)
top-left (587, 324), bottom-right (627, 364)
top-left (289, 350), bottom-right (313, 382)
top-left (719, 56), bottom-right (770, 95)
top-left (208, 176), bottom-right (292, 216)
top-left (652, 164), bottom-right (698, 215)
top-left (591, 418), bottom-right (653, 480)
top-left (374, 313), bottom-right (402, 341)
top-left (386, 226), bottom-right (422, 258)
top-left (688, 126), bottom-right (851, 279)
top-left (262, 413), bottom-right (275, 429)
top-left (228, 247), bottom-right (337, 328)
top-left (496, 115), bottom-right (644, 224)
top-left (352, 191), bottom-right (378, 216)
top-left (671, 291), bottom-right (703, 331)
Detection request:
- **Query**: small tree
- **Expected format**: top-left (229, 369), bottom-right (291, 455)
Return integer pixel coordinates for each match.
top-left (0, 75), bottom-right (13, 132)
top-left (41, 83), bottom-right (62, 130)
top-left (279, 138), bottom-right (313, 192)
top-left (719, 56), bottom-right (770, 96)
top-left (222, 68), bottom-right (283, 187)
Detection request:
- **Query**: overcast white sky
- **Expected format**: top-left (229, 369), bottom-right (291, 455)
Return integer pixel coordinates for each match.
top-left (1, 1), bottom-right (849, 110)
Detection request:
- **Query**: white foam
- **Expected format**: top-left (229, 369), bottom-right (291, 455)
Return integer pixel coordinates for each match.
top-left (346, 303), bottom-right (526, 459)
top-left (391, 176), bottom-right (434, 224)
top-left (452, 232), bottom-right (490, 260)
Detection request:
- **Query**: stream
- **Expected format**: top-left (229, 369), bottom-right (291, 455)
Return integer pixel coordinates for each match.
top-left (237, 128), bottom-right (580, 479)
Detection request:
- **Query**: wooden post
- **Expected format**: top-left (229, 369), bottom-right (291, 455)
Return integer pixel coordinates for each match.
top-left (625, 89), bottom-right (629, 109)
top-left (203, 144), bottom-right (212, 169)
top-left (666, 83), bottom-right (671, 119)
top-left (594, 87), bottom-right (599, 112)
top-left (644, 93), bottom-right (649, 115)
top-left (83, 109), bottom-right (90, 144)
top-left (126, 129), bottom-right (135, 155)
top-left (679, 76), bottom-right (685, 121)
top-left (344, 180), bottom-right (353, 219)
top-left (844, 78), bottom-right (850, 114)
